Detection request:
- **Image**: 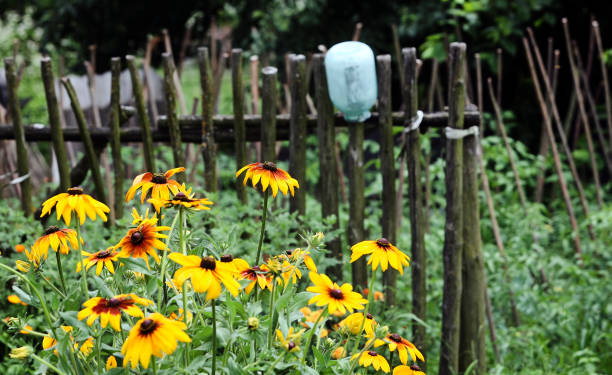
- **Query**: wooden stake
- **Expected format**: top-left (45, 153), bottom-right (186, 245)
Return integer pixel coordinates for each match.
top-left (439, 42), bottom-right (466, 375)
top-left (289, 55), bottom-right (307, 216)
top-left (198, 47), bottom-right (218, 193)
top-left (261, 66), bottom-right (278, 163)
top-left (162, 53), bottom-right (186, 174)
top-left (126, 55), bottom-right (155, 172)
top-left (144, 35), bottom-right (160, 124)
top-left (352, 22), bottom-right (363, 41)
top-left (592, 21), bottom-right (612, 149)
top-left (110, 57), bottom-right (124, 219)
top-left (41, 57), bottom-right (71, 191)
top-left (348, 121), bottom-right (366, 289)
top-left (523, 37), bottom-right (583, 259)
top-left (213, 52), bottom-right (228, 114)
top-left (313, 54), bottom-right (343, 281)
top-left (250, 56), bottom-right (260, 115)
top-left (392, 25), bottom-right (405, 88)
top-left (496, 48), bottom-right (502, 106)
top-left (61, 78), bottom-right (107, 204)
top-left (475, 54), bottom-right (483, 134)
top-left (231, 49), bottom-right (248, 202)
top-left (5, 57), bottom-right (32, 215)
top-left (424, 59), bottom-right (439, 233)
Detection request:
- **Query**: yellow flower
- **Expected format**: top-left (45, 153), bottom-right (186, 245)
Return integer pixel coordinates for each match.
top-left (218, 254), bottom-right (250, 274)
top-left (169, 253), bottom-right (240, 300)
top-left (393, 365), bottom-right (426, 375)
top-left (148, 184), bottom-right (213, 213)
top-left (286, 248), bottom-right (317, 272)
top-left (32, 226), bottom-right (78, 257)
top-left (350, 238), bottom-right (410, 274)
top-left (276, 327), bottom-right (304, 352)
top-left (125, 167), bottom-right (185, 203)
top-left (19, 325), bottom-right (34, 334)
top-left (385, 333), bottom-right (425, 365)
top-left (15, 260), bottom-right (30, 273)
top-left (131, 207), bottom-right (155, 225)
top-left (24, 247), bottom-right (43, 269)
top-left (363, 288), bottom-right (385, 301)
top-left (42, 326), bottom-right (73, 352)
top-left (235, 162), bottom-right (299, 197)
top-left (40, 187), bottom-right (110, 226)
top-left (339, 312), bottom-right (377, 336)
top-left (168, 308), bottom-right (193, 324)
top-left (116, 219), bottom-right (170, 269)
top-left (352, 351), bottom-right (391, 373)
top-left (77, 337), bottom-right (94, 355)
top-left (9, 346), bottom-right (32, 359)
top-left (332, 346), bottom-right (346, 360)
top-left (76, 248), bottom-right (120, 275)
top-left (121, 313), bottom-right (191, 369)
top-left (78, 294), bottom-right (153, 332)
top-left (306, 272), bottom-right (368, 315)
top-left (7, 295), bottom-right (26, 306)
top-left (106, 355), bottom-right (118, 370)
top-left (237, 264), bottom-right (273, 294)
top-left (14, 244), bottom-right (25, 253)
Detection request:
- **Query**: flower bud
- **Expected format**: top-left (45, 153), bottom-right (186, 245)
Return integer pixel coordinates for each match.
top-left (247, 317), bottom-right (260, 330)
top-left (9, 346), bottom-right (32, 360)
top-left (16, 260), bottom-right (30, 273)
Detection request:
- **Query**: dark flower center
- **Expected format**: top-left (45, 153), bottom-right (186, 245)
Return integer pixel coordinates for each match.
top-left (389, 333), bottom-right (402, 342)
top-left (43, 226), bottom-right (60, 236)
top-left (376, 238), bottom-right (391, 248)
top-left (252, 266), bottom-right (262, 272)
top-left (130, 231), bottom-right (144, 245)
top-left (200, 256), bottom-right (216, 270)
top-left (96, 250), bottom-right (113, 259)
top-left (220, 254), bottom-right (233, 263)
top-left (329, 288), bottom-right (344, 300)
top-left (287, 341), bottom-right (296, 350)
top-left (262, 161), bottom-right (278, 171)
top-left (366, 313), bottom-right (373, 320)
top-left (173, 192), bottom-right (191, 202)
top-left (106, 297), bottom-right (125, 308)
top-left (151, 174), bottom-right (167, 184)
top-left (67, 187), bottom-right (83, 195)
top-left (410, 365), bottom-right (422, 371)
top-left (368, 351), bottom-right (378, 357)
top-left (139, 319), bottom-right (157, 334)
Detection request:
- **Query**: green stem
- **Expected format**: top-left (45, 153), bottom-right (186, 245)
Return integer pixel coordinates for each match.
top-left (300, 309), bottom-right (327, 364)
top-left (255, 190), bottom-right (269, 265)
top-left (348, 271), bottom-right (376, 373)
top-left (96, 330), bottom-right (103, 374)
top-left (152, 356), bottom-right (158, 375)
top-left (212, 300), bottom-right (217, 375)
top-left (55, 251), bottom-right (67, 294)
top-left (182, 280), bottom-right (190, 369)
top-left (158, 211), bottom-right (180, 310)
top-left (38, 270), bottom-right (66, 298)
top-left (74, 214), bottom-right (88, 299)
top-left (31, 353), bottom-right (68, 375)
top-left (267, 284), bottom-right (277, 349)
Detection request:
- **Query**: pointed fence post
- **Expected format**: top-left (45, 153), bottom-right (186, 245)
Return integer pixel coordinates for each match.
top-left (289, 54), bottom-right (307, 216)
top-left (198, 47), bottom-right (217, 192)
top-left (110, 57), bottom-right (124, 220)
top-left (439, 42), bottom-right (466, 375)
top-left (41, 57), bottom-right (71, 191)
top-left (261, 66), bottom-right (278, 163)
top-left (231, 49), bottom-right (248, 203)
top-left (313, 54), bottom-right (343, 280)
top-left (126, 55), bottom-right (155, 173)
top-left (5, 57), bottom-right (32, 215)
top-left (162, 53), bottom-right (185, 175)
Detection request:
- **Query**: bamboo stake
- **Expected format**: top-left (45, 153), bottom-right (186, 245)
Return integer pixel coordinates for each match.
top-left (5, 57), bottom-right (32, 215)
top-left (61, 78), bottom-right (107, 204)
top-left (261, 66), bottom-right (278, 163)
top-left (523, 37), bottom-right (583, 259)
top-left (313, 54), bottom-right (343, 281)
top-left (593, 21), bottom-right (612, 149)
top-left (41, 57), bottom-right (71, 191)
top-left (110, 57), bottom-right (124, 220)
top-left (561, 20), bottom-right (603, 208)
top-left (231, 49), bottom-right (247, 203)
top-left (439, 42), bottom-right (466, 375)
top-left (126, 55), bottom-right (155, 172)
top-left (198, 47), bottom-right (218, 193)
top-left (289, 54), bottom-right (307, 216)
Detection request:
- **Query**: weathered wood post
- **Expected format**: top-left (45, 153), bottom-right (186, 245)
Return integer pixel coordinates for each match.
top-left (41, 57), bottom-right (71, 191)
top-left (61, 78), bottom-right (107, 204)
top-left (5, 57), bottom-right (32, 215)
top-left (439, 42), bottom-right (466, 375)
top-left (110, 57), bottom-right (124, 220)
top-left (403, 48), bottom-right (427, 351)
top-left (231, 49), bottom-right (248, 202)
top-left (289, 54), bottom-right (307, 216)
top-left (261, 66), bottom-right (278, 163)
top-left (313, 54), bottom-right (343, 280)
top-left (459, 89), bottom-right (486, 375)
top-left (348, 119), bottom-right (366, 289)
top-left (377, 54), bottom-right (397, 304)
top-left (126, 55), bottom-right (155, 172)
top-left (162, 53), bottom-right (186, 176)
top-left (198, 47), bottom-right (217, 192)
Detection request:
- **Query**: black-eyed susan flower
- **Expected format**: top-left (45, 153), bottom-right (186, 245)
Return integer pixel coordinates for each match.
top-left (299, 307), bottom-right (329, 337)
top-left (350, 238), bottom-right (410, 274)
top-left (306, 272), bottom-right (368, 315)
top-left (24, 247), bottom-right (43, 269)
top-left (286, 248), bottom-right (317, 272)
top-left (352, 351), bottom-right (391, 373)
top-left (131, 207), bottom-right (155, 225)
top-left (76, 248), bottom-right (120, 275)
top-left (238, 265), bottom-right (273, 294)
top-left (106, 356), bottom-right (117, 370)
top-left (121, 313), bottom-right (191, 369)
top-left (332, 346), bottom-right (346, 359)
top-left (235, 162), bottom-right (299, 197)
top-left (42, 325), bottom-right (73, 352)
top-left (393, 365), bottom-right (426, 375)
top-left (116, 219), bottom-right (170, 269)
top-left (40, 187), bottom-right (110, 226)
top-left (32, 226), bottom-right (78, 258)
top-left (169, 253), bottom-right (240, 300)
top-left (219, 254), bottom-right (250, 274)
top-left (15, 260), bottom-right (30, 273)
top-left (168, 308), bottom-right (193, 324)
top-left (78, 294), bottom-right (153, 331)
top-left (125, 167), bottom-right (185, 203)
top-left (148, 185), bottom-right (213, 213)
top-left (276, 327), bottom-right (304, 352)
top-left (339, 312), bottom-right (377, 336)
top-left (385, 333), bottom-right (424, 365)
top-left (77, 337), bottom-right (94, 355)
top-left (7, 295), bottom-right (26, 306)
